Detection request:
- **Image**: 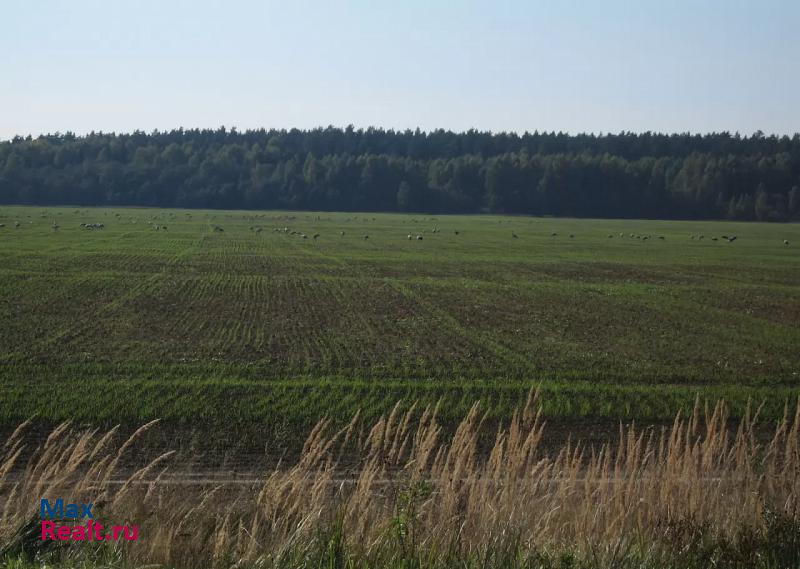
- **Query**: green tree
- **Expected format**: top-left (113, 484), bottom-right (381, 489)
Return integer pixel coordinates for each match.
top-left (396, 181), bottom-right (411, 211)
top-left (788, 186), bottom-right (799, 218)
top-left (754, 183), bottom-right (770, 221)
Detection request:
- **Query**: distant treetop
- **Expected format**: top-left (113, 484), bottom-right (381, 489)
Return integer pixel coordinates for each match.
top-left (1, 127), bottom-right (799, 220)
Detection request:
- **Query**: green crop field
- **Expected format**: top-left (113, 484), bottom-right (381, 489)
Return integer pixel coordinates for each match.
top-left (1, 205), bottom-right (799, 437)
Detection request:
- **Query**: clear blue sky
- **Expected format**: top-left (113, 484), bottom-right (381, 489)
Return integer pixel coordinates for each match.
top-left (1, 0), bottom-right (798, 139)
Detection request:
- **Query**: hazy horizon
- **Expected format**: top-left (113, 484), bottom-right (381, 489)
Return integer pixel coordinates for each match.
top-left (2, 125), bottom-right (799, 143)
top-left (3, 0), bottom-right (798, 140)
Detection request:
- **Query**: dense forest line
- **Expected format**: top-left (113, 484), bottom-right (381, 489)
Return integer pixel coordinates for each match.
top-left (1, 127), bottom-right (799, 220)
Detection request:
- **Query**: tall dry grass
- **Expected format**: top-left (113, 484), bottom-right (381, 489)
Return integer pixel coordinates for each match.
top-left (0, 391), bottom-right (798, 567)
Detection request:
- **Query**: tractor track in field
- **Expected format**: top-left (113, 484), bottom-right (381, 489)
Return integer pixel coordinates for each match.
top-left (386, 280), bottom-right (531, 374)
top-left (287, 235), bottom-right (530, 373)
top-left (0, 468), bottom-right (744, 488)
top-left (1, 232), bottom-right (207, 362)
